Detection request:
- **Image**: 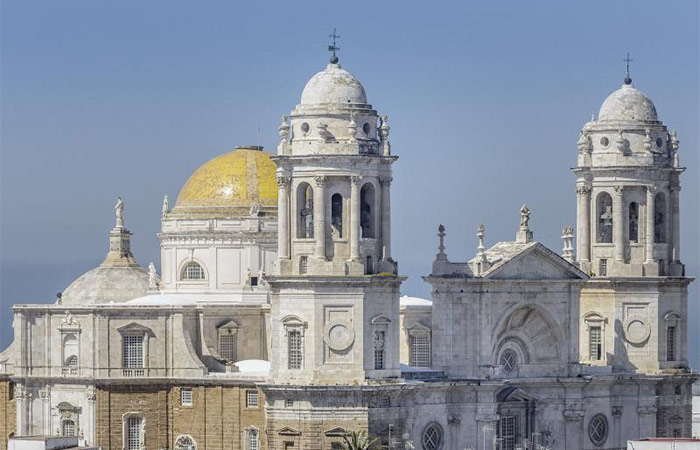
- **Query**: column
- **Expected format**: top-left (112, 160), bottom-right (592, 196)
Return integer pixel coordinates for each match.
top-left (380, 177), bottom-right (392, 260)
top-left (613, 186), bottom-right (624, 262)
top-left (576, 186), bottom-right (591, 263)
top-left (349, 176), bottom-right (361, 260)
top-left (313, 176), bottom-right (326, 259)
top-left (671, 185), bottom-right (681, 262)
top-left (277, 176), bottom-right (290, 259)
top-left (645, 185), bottom-right (656, 263)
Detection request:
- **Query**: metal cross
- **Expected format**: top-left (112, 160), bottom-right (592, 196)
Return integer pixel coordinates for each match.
top-left (328, 28), bottom-right (340, 57)
top-left (624, 52), bottom-right (633, 79)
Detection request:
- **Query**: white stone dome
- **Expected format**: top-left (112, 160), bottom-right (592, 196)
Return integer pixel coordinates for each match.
top-left (61, 266), bottom-right (149, 305)
top-left (598, 82), bottom-right (658, 123)
top-left (300, 63), bottom-right (367, 105)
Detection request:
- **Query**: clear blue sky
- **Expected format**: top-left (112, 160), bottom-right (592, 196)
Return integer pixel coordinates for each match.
top-left (1, 0), bottom-right (698, 367)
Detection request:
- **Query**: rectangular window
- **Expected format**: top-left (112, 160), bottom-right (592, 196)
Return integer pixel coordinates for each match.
top-left (250, 276), bottom-right (258, 287)
top-left (299, 256), bottom-right (308, 274)
top-left (126, 416), bottom-right (142, 450)
top-left (246, 390), bottom-right (259, 408)
top-left (499, 415), bottom-right (517, 450)
top-left (122, 335), bottom-right (144, 376)
top-left (374, 331), bottom-right (385, 370)
top-left (246, 429), bottom-right (259, 450)
top-left (667, 326), bottom-right (676, 361)
top-left (219, 334), bottom-right (237, 361)
top-left (599, 259), bottom-right (608, 276)
top-left (181, 388), bottom-right (193, 406)
top-left (589, 326), bottom-right (602, 360)
top-left (284, 442), bottom-right (294, 450)
top-left (409, 335), bottom-right (431, 367)
top-left (288, 330), bottom-right (302, 369)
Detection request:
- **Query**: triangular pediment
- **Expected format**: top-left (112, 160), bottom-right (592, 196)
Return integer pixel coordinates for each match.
top-left (324, 427), bottom-right (349, 437)
top-left (278, 426), bottom-right (301, 436)
top-left (117, 322), bottom-right (155, 336)
top-left (484, 243), bottom-right (588, 281)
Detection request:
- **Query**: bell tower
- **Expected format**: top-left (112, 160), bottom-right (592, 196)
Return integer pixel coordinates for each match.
top-left (267, 49), bottom-right (401, 385)
top-left (573, 69), bottom-right (692, 376)
top-left (573, 74), bottom-right (684, 278)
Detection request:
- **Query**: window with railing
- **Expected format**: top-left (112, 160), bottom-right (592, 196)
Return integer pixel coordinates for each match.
top-left (409, 335), bottom-right (431, 367)
top-left (288, 330), bottom-right (302, 370)
top-left (666, 325), bottom-right (676, 361)
top-left (126, 416), bottom-right (143, 450)
top-left (62, 355), bottom-right (79, 375)
top-left (122, 335), bottom-right (144, 377)
top-left (589, 326), bottom-right (602, 360)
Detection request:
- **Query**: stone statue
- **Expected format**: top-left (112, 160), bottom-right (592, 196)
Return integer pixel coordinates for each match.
top-left (115, 197), bottom-right (124, 228)
top-left (245, 268), bottom-right (252, 288)
top-left (148, 262), bottom-right (158, 290)
top-left (258, 266), bottom-right (267, 287)
top-left (519, 205), bottom-right (530, 229)
top-left (249, 202), bottom-right (260, 216)
top-left (162, 195), bottom-right (169, 218)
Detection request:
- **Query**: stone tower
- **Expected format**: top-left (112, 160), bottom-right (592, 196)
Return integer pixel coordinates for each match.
top-left (267, 55), bottom-right (402, 385)
top-left (573, 74), bottom-right (692, 383)
top-left (573, 76), bottom-right (684, 278)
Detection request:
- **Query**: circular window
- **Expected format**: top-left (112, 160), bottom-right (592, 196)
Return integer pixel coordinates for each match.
top-left (175, 436), bottom-right (196, 450)
top-left (500, 349), bottom-right (518, 373)
top-left (600, 136), bottom-right (609, 147)
top-left (301, 122), bottom-right (310, 135)
top-left (589, 414), bottom-right (608, 446)
top-left (656, 137), bottom-right (663, 148)
top-left (421, 423), bottom-right (443, 450)
top-left (362, 122), bottom-right (371, 135)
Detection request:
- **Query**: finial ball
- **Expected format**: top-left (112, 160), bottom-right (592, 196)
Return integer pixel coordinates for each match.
top-left (624, 76), bottom-right (632, 85)
top-left (330, 55), bottom-right (339, 64)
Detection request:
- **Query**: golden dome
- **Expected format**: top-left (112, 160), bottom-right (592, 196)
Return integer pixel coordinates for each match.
top-left (175, 146), bottom-right (278, 212)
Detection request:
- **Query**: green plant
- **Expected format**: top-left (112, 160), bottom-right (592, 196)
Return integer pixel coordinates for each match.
top-left (339, 430), bottom-right (381, 450)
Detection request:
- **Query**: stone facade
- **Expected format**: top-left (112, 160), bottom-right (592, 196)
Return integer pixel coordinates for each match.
top-left (0, 377), bottom-right (16, 450)
top-left (0, 55), bottom-right (695, 450)
top-left (95, 383), bottom-right (265, 450)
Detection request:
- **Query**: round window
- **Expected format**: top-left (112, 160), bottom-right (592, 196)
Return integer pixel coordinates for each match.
top-left (362, 122), bottom-right (371, 135)
top-left (421, 423), bottom-right (443, 450)
top-left (600, 136), bottom-right (609, 147)
top-left (500, 349), bottom-right (518, 373)
top-left (301, 122), bottom-right (310, 135)
top-left (589, 414), bottom-right (608, 446)
top-left (656, 137), bottom-right (664, 148)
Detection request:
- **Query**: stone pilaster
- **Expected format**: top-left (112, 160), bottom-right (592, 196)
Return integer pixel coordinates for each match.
top-left (380, 177), bottom-right (392, 260)
top-left (576, 185), bottom-right (591, 266)
top-left (349, 176), bottom-right (361, 261)
top-left (645, 185), bottom-right (656, 263)
top-left (313, 176), bottom-right (327, 259)
top-left (277, 176), bottom-right (291, 259)
top-left (613, 185), bottom-right (624, 262)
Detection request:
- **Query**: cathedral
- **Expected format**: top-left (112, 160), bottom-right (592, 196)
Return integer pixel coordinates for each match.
top-left (0, 50), bottom-right (695, 450)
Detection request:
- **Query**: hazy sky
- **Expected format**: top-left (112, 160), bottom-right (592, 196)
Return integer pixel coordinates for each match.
top-left (1, 0), bottom-right (698, 367)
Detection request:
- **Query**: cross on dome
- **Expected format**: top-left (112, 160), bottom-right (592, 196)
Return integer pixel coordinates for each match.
top-left (328, 28), bottom-right (340, 64)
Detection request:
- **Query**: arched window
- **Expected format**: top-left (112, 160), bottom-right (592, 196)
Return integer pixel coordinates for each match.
top-left (654, 193), bottom-right (666, 243)
top-left (588, 414), bottom-right (608, 446)
top-left (629, 202), bottom-right (639, 242)
top-left (182, 262), bottom-right (205, 280)
top-left (62, 419), bottom-right (76, 437)
top-left (297, 183), bottom-right (314, 238)
top-left (500, 349), bottom-right (518, 373)
top-left (331, 194), bottom-right (343, 238)
top-left (175, 436), bottom-right (196, 450)
top-left (597, 192), bottom-right (613, 243)
top-left (245, 427), bottom-right (260, 450)
top-left (62, 334), bottom-right (79, 374)
top-left (360, 183), bottom-right (375, 238)
top-left (421, 423), bottom-right (443, 450)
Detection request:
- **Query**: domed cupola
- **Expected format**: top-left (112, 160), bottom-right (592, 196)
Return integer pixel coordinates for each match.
top-left (278, 54), bottom-right (391, 157)
top-left (60, 199), bottom-right (148, 305)
top-left (300, 63), bottom-right (368, 105)
top-left (576, 75), bottom-right (678, 170)
top-left (597, 79), bottom-right (659, 124)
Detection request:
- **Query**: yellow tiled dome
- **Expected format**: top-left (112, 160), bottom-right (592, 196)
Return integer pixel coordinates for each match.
top-left (175, 146), bottom-right (278, 210)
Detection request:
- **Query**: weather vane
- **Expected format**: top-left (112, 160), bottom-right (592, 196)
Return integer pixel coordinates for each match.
top-left (328, 28), bottom-right (340, 64)
top-left (623, 52), bottom-right (633, 84)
